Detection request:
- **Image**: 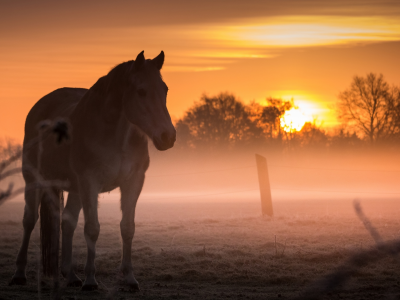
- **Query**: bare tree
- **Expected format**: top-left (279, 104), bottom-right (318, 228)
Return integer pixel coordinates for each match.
top-left (337, 73), bottom-right (400, 144)
top-left (0, 139), bottom-right (22, 162)
top-left (0, 140), bottom-right (22, 205)
top-left (390, 87), bottom-right (400, 143)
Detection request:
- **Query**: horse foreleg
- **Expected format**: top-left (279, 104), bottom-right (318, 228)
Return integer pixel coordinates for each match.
top-left (79, 177), bottom-right (101, 291)
top-left (61, 191), bottom-right (82, 287)
top-left (119, 173), bottom-right (144, 291)
top-left (10, 188), bottom-right (40, 285)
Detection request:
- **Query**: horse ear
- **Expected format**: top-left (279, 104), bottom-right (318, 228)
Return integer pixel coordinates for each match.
top-left (152, 51), bottom-right (164, 70)
top-left (135, 51), bottom-right (145, 70)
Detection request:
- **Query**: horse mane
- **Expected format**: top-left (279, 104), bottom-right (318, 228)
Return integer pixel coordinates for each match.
top-left (91, 59), bottom-right (163, 96)
top-left (108, 60), bottom-right (134, 80)
top-left (86, 60), bottom-right (132, 96)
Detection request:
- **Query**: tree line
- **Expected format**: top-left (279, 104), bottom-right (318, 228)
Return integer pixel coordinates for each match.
top-left (175, 72), bottom-right (400, 151)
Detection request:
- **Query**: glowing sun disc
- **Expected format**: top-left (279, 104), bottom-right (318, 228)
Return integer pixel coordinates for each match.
top-left (280, 108), bottom-right (308, 132)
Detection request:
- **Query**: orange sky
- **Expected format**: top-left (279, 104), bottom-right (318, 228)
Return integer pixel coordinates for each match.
top-left (1, 0), bottom-right (400, 141)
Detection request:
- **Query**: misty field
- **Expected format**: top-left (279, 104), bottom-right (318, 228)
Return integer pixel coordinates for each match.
top-left (1, 196), bottom-right (400, 300)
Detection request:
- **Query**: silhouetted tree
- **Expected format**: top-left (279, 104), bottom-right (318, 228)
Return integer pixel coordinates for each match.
top-left (248, 98), bottom-right (293, 140)
top-left (0, 139), bottom-right (21, 162)
top-left (293, 120), bottom-right (328, 149)
top-left (388, 89), bottom-right (400, 144)
top-left (175, 93), bottom-right (263, 149)
top-left (0, 140), bottom-right (22, 204)
top-left (337, 73), bottom-right (400, 144)
top-left (330, 129), bottom-right (363, 150)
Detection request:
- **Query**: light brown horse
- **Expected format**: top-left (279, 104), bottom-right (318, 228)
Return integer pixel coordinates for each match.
top-left (10, 51), bottom-right (176, 290)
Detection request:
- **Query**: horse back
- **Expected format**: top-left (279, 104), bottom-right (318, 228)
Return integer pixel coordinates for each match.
top-left (23, 88), bottom-right (88, 185)
top-left (25, 88), bottom-right (87, 138)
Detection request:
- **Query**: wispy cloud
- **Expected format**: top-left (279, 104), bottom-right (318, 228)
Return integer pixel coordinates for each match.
top-left (200, 16), bottom-right (400, 49)
top-left (164, 66), bottom-right (225, 72)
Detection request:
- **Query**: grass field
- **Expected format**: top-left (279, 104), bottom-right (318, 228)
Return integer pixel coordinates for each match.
top-left (1, 196), bottom-right (399, 300)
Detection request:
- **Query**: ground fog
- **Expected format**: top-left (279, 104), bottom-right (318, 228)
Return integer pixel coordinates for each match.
top-left (1, 149), bottom-right (400, 299)
top-left (1, 197), bottom-right (400, 299)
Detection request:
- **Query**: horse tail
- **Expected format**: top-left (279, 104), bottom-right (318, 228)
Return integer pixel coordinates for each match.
top-left (40, 189), bottom-right (64, 277)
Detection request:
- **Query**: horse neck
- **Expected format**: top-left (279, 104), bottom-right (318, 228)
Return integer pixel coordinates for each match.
top-left (71, 75), bottom-right (132, 143)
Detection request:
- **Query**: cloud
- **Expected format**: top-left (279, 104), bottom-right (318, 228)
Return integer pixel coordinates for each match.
top-left (205, 16), bottom-right (400, 48)
top-left (2, 0), bottom-right (400, 35)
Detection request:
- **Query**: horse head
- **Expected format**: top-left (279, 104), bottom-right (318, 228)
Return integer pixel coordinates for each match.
top-left (123, 51), bottom-right (176, 151)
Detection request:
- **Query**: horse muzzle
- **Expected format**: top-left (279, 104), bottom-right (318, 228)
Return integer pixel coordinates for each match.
top-left (153, 130), bottom-right (176, 151)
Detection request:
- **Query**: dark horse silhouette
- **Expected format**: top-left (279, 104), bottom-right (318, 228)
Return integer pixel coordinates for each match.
top-left (10, 51), bottom-right (176, 290)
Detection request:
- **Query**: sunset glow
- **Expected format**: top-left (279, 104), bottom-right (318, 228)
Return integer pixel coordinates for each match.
top-left (1, 1), bottom-right (400, 141)
top-left (280, 108), bottom-right (310, 133)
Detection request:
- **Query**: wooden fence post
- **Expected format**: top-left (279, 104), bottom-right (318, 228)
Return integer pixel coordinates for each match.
top-left (255, 154), bottom-right (273, 216)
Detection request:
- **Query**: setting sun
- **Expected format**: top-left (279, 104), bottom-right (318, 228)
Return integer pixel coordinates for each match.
top-left (280, 108), bottom-right (310, 132)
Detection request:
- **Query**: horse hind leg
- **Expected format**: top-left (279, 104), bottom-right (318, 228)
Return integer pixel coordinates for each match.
top-left (79, 177), bottom-right (101, 291)
top-left (10, 187), bottom-right (41, 285)
top-left (40, 188), bottom-right (63, 279)
top-left (61, 191), bottom-right (82, 287)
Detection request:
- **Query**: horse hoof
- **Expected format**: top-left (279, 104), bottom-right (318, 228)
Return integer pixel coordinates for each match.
top-left (128, 283), bottom-right (140, 292)
top-left (9, 276), bottom-right (27, 286)
top-left (81, 284), bottom-right (98, 291)
top-left (123, 272), bottom-right (140, 291)
top-left (67, 279), bottom-right (83, 287)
